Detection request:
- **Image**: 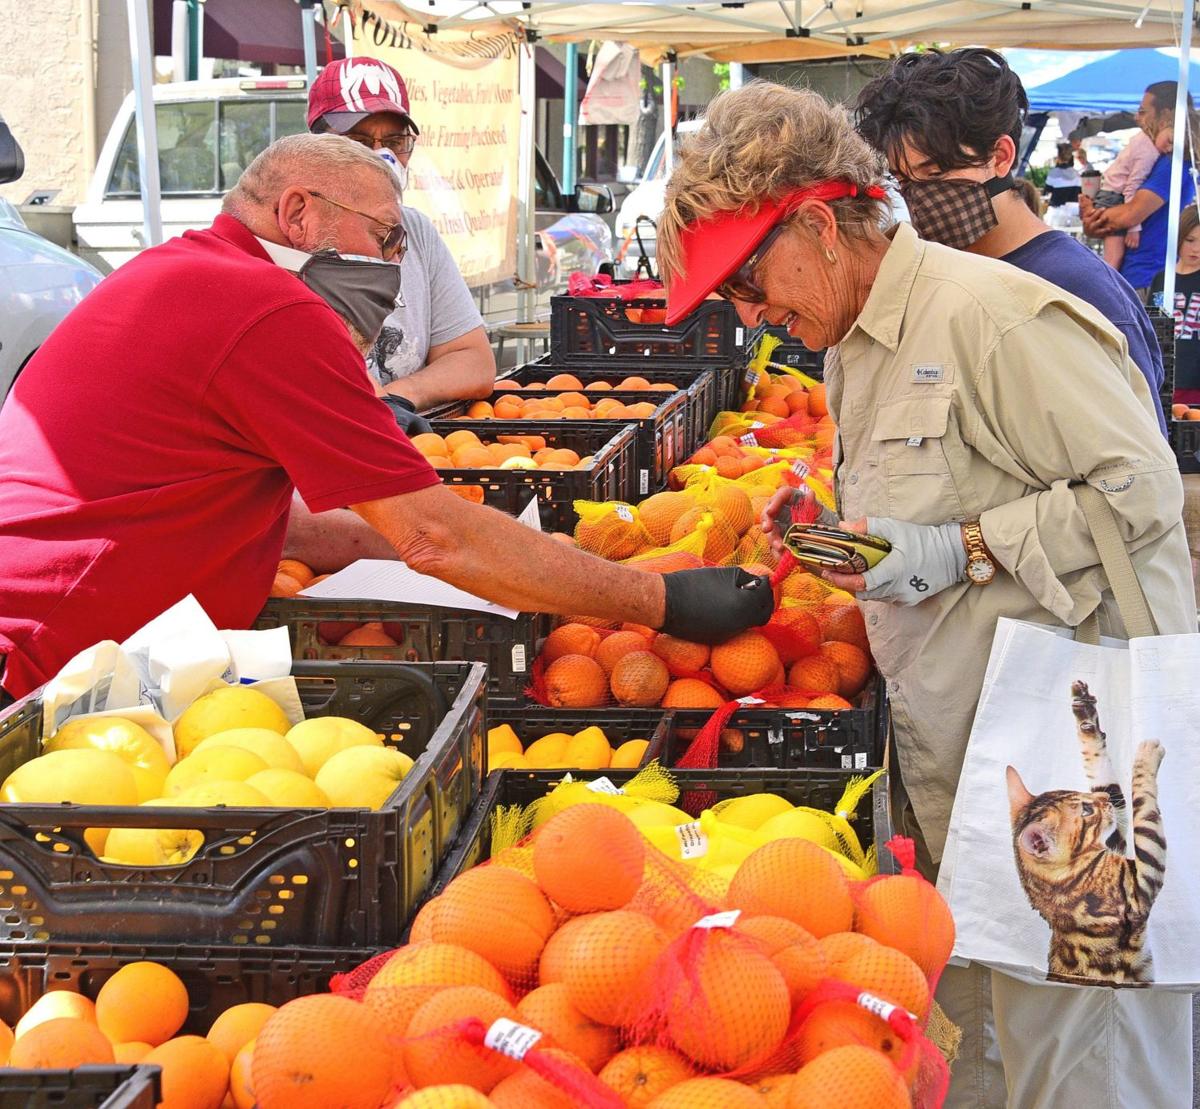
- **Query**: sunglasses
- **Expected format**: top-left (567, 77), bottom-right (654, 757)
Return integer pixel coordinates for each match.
top-left (715, 220), bottom-right (789, 303)
top-left (307, 189), bottom-right (408, 261)
top-left (345, 131), bottom-right (418, 157)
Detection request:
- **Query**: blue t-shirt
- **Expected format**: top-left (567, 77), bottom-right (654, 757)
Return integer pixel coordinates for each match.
top-left (1120, 153), bottom-right (1196, 290)
top-left (1002, 230), bottom-right (1167, 436)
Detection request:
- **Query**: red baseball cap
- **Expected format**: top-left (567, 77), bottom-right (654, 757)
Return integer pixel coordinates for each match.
top-left (307, 57), bottom-right (420, 136)
top-left (664, 180), bottom-right (886, 325)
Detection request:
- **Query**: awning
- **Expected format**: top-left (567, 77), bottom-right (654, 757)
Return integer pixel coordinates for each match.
top-left (152, 0), bottom-right (345, 67)
top-left (1027, 48), bottom-right (1200, 115)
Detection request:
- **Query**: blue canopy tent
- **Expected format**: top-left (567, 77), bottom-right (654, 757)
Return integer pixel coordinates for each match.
top-left (1026, 49), bottom-right (1200, 115)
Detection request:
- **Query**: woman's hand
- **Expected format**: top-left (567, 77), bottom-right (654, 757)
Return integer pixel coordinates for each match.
top-left (821, 517), bottom-right (967, 604)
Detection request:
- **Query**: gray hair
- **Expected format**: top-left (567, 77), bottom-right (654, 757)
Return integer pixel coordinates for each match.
top-left (222, 132), bottom-right (400, 218)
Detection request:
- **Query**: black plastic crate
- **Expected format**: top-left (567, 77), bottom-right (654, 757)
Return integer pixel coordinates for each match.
top-left (747, 325), bottom-right (826, 379)
top-left (550, 294), bottom-right (744, 366)
top-left (0, 1066), bottom-right (160, 1109)
top-left (255, 598), bottom-right (551, 702)
top-left (1148, 307), bottom-right (1176, 411)
top-left (0, 660), bottom-right (485, 949)
top-left (1170, 418), bottom-right (1200, 473)
top-left (486, 705), bottom-right (673, 766)
top-left (425, 419), bottom-right (637, 530)
top-left (660, 676), bottom-right (887, 772)
top-left (0, 941), bottom-right (374, 1038)
top-left (431, 765), bottom-right (896, 898)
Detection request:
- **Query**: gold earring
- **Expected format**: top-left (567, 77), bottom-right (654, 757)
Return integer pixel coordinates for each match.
top-left (824, 247), bottom-right (837, 265)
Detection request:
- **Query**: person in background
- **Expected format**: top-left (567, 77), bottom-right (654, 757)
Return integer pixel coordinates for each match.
top-left (308, 57), bottom-right (496, 419)
top-left (1093, 121), bottom-right (1175, 270)
top-left (1082, 80), bottom-right (1198, 301)
top-left (1014, 176), bottom-right (1043, 217)
top-left (1044, 142), bottom-right (1082, 207)
top-left (855, 48), bottom-right (1168, 436)
top-left (1151, 203), bottom-right (1200, 405)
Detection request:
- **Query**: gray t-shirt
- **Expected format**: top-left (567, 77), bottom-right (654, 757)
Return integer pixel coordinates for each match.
top-left (367, 205), bottom-right (484, 385)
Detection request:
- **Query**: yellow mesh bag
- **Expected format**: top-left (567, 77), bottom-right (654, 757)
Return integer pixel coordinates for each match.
top-left (571, 500), bottom-right (652, 561)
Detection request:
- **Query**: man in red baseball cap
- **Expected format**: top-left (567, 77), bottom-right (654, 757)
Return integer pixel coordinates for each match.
top-left (307, 57), bottom-right (495, 420)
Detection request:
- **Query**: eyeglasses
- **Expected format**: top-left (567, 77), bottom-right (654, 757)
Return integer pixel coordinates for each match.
top-left (715, 221), bottom-right (789, 304)
top-left (307, 189), bottom-right (407, 261)
top-left (345, 131), bottom-right (418, 157)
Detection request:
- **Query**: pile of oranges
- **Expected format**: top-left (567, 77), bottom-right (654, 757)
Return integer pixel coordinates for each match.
top-left (461, 373), bottom-right (675, 424)
top-left (409, 430), bottom-right (597, 473)
top-left (0, 961), bottom-right (271, 1109)
top-left (248, 802), bottom-right (953, 1107)
top-left (742, 375), bottom-right (829, 421)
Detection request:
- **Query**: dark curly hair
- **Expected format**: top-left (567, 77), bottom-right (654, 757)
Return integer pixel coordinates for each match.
top-left (854, 48), bottom-right (1028, 176)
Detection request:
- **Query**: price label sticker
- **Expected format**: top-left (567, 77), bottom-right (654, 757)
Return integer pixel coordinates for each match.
top-left (737, 696), bottom-right (766, 706)
top-left (510, 644), bottom-right (527, 673)
top-left (744, 368), bottom-right (762, 387)
top-left (791, 459), bottom-right (810, 478)
top-left (614, 505), bottom-right (635, 523)
top-left (856, 991), bottom-right (915, 1022)
top-left (674, 821), bottom-right (709, 860)
top-left (484, 1018), bottom-right (543, 1060)
top-left (750, 421), bottom-right (766, 430)
top-left (739, 432), bottom-right (759, 448)
top-left (693, 909), bottom-right (742, 930)
top-left (585, 776), bottom-right (624, 795)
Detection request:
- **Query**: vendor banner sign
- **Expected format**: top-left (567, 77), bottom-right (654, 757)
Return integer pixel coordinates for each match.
top-left (353, 13), bottom-right (520, 288)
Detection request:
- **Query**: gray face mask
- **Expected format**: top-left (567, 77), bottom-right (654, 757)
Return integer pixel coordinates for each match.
top-left (297, 250), bottom-right (401, 344)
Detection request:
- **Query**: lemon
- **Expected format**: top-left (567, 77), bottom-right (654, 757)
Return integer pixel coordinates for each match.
top-left (566, 727), bottom-right (611, 769)
top-left (170, 781), bottom-right (271, 807)
top-left (487, 724), bottom-right (523, 758)
top-left (104, 798), bottom-right (206, 866)
top-left (45, 717), bottom-right (169, 802)
top-left (246, 769), bottom-right (330, 808)
top-left (2, 749), bottom-right (138, 807)
top-left (163, 746), bottom-right (269, 797)
top-left (523, 732), bottom-right (572, 768)
top-left (315, 746), bottom-right (414, 809)
top-left (713, 793), bottom-right (795, 831)
top-left (756, 807), bottom-right (843, 853)
top-left (173, 685), bottom-right (289, 760)
top-left (285, 717), bottom-right (381, 777)
top-left (194, 729), bottom-right (305, 774)
top-left (610, 739), bottom-right (649, 769)
top-left (488, 751), bottom-right (528, 770)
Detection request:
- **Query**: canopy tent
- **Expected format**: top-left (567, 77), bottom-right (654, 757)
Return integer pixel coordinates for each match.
top-left (1027, 48), bottom-right (1200, 113)
top-left (150, 0), bottom-right (345, 68)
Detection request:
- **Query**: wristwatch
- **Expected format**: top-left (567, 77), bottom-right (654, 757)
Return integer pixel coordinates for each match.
top-left (961, 519), bottom-right (996, 585)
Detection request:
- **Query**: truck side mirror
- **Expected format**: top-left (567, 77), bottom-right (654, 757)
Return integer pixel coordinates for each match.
top-left (0, 121), bottom-right (25, 185)
top-left (572, 183), bottom-right (614, 215)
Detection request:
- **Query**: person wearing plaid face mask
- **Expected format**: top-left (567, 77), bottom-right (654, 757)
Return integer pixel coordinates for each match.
top-left (856, 48), bottom-right (1167, 438)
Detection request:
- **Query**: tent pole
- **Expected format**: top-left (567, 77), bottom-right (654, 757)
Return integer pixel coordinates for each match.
top-left (662, 56), bottom-right (675, 174)
top-left (171, 0), bottom-right (188, 82)
top-left (730, 62), bottom-right (745, 89)
top-left (300, 0), bottom-right (319, 87)
top-left (563, 42), bottom-right (578, 196)
top-left (1163, 0), bottom-right (1195, 312)
top-left (517, 40), bottom-right (538, 356)
top-left (127, 0), bottom-right (162, 248)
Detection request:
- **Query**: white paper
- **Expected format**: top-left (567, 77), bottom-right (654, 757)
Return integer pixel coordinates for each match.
top-left (222, 626), bottom-right (294, 683)
top-left (516, 495), bottom-right (542, 532)
top-left (299, 560), bottom-right (519, 619)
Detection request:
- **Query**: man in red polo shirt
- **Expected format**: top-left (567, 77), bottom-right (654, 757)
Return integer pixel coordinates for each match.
top-left (0, 134), bottom-right (770, 700)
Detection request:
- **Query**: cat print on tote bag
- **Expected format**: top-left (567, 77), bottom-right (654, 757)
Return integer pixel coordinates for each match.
top-left (1005, 680), bottom-right (1167, 986)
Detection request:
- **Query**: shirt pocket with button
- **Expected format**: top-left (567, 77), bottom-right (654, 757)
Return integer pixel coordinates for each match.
top-left (869, 394), bottom-right (966, 523)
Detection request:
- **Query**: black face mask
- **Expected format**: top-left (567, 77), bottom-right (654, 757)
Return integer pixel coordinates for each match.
top-left (899, 174), bottom-right (1016, 250)
top-left (297, 250), bottom-right (402, 344)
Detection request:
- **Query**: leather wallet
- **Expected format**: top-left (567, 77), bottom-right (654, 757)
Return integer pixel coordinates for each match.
top-left (782, 523), bottom-right (892, 575)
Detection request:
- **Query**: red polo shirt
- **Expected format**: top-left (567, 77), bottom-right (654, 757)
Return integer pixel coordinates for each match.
top-left (0, 215), bottom-right (438, 697)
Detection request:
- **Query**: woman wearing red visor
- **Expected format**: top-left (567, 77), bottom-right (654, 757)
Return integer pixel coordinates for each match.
top-left (658, 82), bottom-right (1194, 1109)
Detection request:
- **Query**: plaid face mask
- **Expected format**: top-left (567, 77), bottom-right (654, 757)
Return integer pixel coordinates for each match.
top-left (900, 174), bottom-right (1015, 249)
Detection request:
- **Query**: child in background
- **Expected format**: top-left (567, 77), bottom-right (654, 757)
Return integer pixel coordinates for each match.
top-left (1150, 203), bottom-right (1200, 405)
top-left (1095, 123), bottom-right (1175, 269)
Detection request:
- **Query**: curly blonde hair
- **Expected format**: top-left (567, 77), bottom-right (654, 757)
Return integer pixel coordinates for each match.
top-left (658, 81), bottom-right (889, 284)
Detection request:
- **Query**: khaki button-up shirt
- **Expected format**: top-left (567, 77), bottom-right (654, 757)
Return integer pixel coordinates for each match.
top-left (827, 223), bottom-right (1195, 863)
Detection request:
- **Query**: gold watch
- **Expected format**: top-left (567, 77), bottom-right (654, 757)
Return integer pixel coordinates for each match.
top-left (961, 519), bottom-right (996, 585)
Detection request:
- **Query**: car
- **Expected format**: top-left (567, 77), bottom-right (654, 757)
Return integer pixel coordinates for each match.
top-left (73, 78), bottom-right (612, 334)
top-left (0, 114), bottom-right (103, 404)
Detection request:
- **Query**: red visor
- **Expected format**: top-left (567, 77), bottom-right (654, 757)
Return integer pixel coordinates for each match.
top-left (664, 180), bottom-right (887, 325)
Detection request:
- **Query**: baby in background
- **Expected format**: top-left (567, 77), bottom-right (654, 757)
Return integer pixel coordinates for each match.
top-left (1094, 123), bottom-right (1175, 269)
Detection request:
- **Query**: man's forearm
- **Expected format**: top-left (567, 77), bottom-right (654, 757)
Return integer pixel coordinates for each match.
top-left (383, 349), bottom-right (494, 411)
top-left (284, 496), bottom-right (398, 573)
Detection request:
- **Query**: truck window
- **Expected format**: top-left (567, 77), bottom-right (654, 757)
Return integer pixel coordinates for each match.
top-left (219, 101), bottom-right (270, 189)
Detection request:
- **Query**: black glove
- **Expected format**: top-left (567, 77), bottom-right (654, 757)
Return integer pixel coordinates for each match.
top-left (661, 567), bottom-right (774, 644)
top-left (381, 394), bottom-right (432, 437)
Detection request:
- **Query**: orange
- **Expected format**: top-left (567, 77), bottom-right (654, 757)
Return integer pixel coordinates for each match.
top-left (651, 634), bottom-right (709, 675)
top-left (617, 376), bottom-right (651, 390)
top-left (787, 390), bottom-right (811, 416)
top-left (365, 942), bottom-right (513, 1011)
top-left (490, 1046), bottom-right (593, 1108)
top-left (276, 559), bottom-right (314, 586)
top-left (15, 991), bottom-right (96, 1039)
top-left (670, 508), bottom-right (738, 563)
top-left (595, 630), bottom-right (651, 675)
top-left (516, 985), bottom-right (619, 1071)
top-left (585, 380), bottom-right (613, 391)
top-left (419, 865), bottom-right (556, 985)
top-left (818, 931), bottom-right (878, 969)
top-left (9, 1017), bottom-right (113, 1068)
top-left (339, 621), bottom-right (399, 647)
top-left (785, 1044), bottom-right (909, 1108)
top-left (772, 934), bottom-right (830, 1007)
top-left (206, 1002), bottom-right (276, 1064)
top-left (835, 942), bottom-right (931, 1021)
top-left (144, 1035), bottom-right (229, 1109)
top-left (808, 383), bottom-right (828, 418)
top-left (795, 1001), bottom-right (919, 1080)
top-left (713, 485), bottom-right (754, 535)
top-left (855, 874), bottom-right (955, 981)
top-left (394, 1088), bottom-right (492, 1109)
top-left (494, 396), bottom-right (525, 419)
top-left (807, 694), bottom-right (854, 710)
top-left (728, 839), bottom-right (853, 938)
top-left (710, 631), bottom-right (782, 696)
top-left (625, 402), bottom-right (659, 419)
top-left (737, 914), bottom-right (817, 956)
top-left (715, 455), bottom-right (744, 480)
top-left (819, 641), bottom-right (872, 698)
top-left (645, 1077), bottom-right (767, 1108)
top-left (453, 446), bottom-right (496, 468)
top-left (758, 396), bottom-right (791, 418)
top-left (269, 572), bottom-right (303, 598)
top-left (690, 446), bottom-right (718, 467)
top-left (466, 401), bottom-right (494, 418)
top-left (410, 432), bottom-right (448, 457)
top-left (576, 511), bottom-right (645, 560)
top-left (769, 609), bottom-right (823, 665)
top-left (750, 1073), bottom-right (805, 1105)
top-left (542, 623), bottom-right (601, 662)
top-left (546, 373), bottom-right (585, 390)
top-left (609, 651), bottom-right (671, 707)
top-left (556, 391), bottom-right (591, 410)
top-left (599, 1045), bottom-right (694, 1107)
top-left (254, 995), bottom-right (393, 1109)
top-left (661, 679), bottom-right (726, 709)
top-left (545, 654), bottom-right (609, 708)
top-left (560, 910), bottom-right (668, 1026)
top-left (638, 491), bottom-right (696, 546)
top-left (95, 961), bottom-right (189, 1047)
top-left (445, 429), bottom-right (483, 452)
top-left (533, 806), bottom-right (645, 914)
top-left (787, 657), bottom-right (841, 696)
top-left (666, 931), bottom-right (790, 1071)
top-left (228, 1038), bottom-right (257, 1109)
top-left (403, 986), bottom-right (520, 1092)
top-left (817, 604), bottom-right (871, 652)
top-left (539, 912), bottom-right (602, 985)
top-left (113, 1040), bottom-right (152, 1063)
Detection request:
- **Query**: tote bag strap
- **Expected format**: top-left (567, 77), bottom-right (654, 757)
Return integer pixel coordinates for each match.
top-left (1072, 482), bottom-right (1158, 645)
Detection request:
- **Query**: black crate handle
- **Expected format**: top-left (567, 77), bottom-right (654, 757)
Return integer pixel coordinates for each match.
top-left (291, 660), bottom-right (446, 732)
